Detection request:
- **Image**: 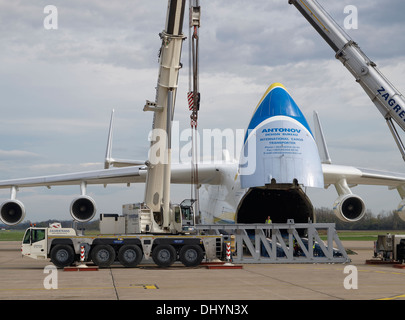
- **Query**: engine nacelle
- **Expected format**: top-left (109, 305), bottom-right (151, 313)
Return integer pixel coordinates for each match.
top-left (396, 199), bottom-right (405, 222)
top-left (333, 194), bottom-right (366, 222)
top-left (0, 199), bottom-right (26, 226)
top-left (70, 196), bottom-right (97, 222)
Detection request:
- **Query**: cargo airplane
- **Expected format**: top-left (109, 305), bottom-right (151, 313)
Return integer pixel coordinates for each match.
top-left (1, 83), bottom-right (405, 226)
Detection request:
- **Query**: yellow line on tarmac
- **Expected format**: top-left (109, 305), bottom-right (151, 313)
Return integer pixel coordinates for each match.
top-left (378, 294), bottom-right (405, 300)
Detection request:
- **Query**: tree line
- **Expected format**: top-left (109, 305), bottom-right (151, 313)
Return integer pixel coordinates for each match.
top-left (2, 209), bottom-right (405, 231)
top-left (314, 207), bottom-right (405, 230)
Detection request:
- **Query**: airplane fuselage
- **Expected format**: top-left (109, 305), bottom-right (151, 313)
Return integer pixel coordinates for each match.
top-left (199, 83), bottom-right (321, 225)
top-left (199, 161), bottom-right (314, 224)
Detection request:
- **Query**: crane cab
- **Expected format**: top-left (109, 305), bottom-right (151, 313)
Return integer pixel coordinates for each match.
top-left (172, 199), bottom-right (196, 233)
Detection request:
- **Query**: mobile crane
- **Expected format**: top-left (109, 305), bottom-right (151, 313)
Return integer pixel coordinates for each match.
top-left (289, 0), bottom-right (405, 161)
top-left (142, 0), bottom-right (187, 234)
top-left (21, 0), bottom-right (224, 269)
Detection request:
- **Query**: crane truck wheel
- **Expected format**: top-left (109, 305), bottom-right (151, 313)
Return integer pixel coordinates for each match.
top-left (118, 245), bottom-right (143, 267)
top-left (50, 244), bottom-right (75, 268)
top-left (91, 245), bottom-right (116, 268)
top-left (152, 244), bottom-right (176, 267)
top-left (179, 245), bottom-right (204, 267)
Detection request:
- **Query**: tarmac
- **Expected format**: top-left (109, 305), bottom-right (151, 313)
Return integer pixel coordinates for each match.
top-left (0, 240), bottom-right (405, 302)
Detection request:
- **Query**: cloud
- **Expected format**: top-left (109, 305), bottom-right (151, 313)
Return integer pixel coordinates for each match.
top-left (0, 149), bottom-right (40, 160)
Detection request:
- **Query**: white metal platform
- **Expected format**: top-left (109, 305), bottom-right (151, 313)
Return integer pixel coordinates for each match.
top-left (196, 221), bottom-right (350, 264)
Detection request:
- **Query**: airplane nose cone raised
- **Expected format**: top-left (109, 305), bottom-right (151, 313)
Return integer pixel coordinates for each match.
top-left (240, 83), bottom-right (324, 189)
top-left (247, 83), bottom-right (312, 137)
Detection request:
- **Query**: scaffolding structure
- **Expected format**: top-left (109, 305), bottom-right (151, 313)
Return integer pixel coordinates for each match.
top-left (196, 221), bottom-right (350, 264)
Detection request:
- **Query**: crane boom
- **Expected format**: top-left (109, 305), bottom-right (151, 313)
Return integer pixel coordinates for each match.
top-left (289, 0), bottom-right (405, 160)
top-left (143, 0), bottom-right (186, 229)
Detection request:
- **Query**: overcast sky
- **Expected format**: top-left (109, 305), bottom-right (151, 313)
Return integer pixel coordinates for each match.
top-left (1, 0), bottom-right (405, 222)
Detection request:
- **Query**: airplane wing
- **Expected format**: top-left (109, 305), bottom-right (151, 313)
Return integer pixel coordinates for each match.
top-left (0, 163), bottom-right (222, 189)
top-left (313, 109), bottom-right (405, 222)
top-left (321, 163), bottom-right (405, 222)
top-left (0, 166), bottom-right (146, 188)
top-left (314, 111), bottom-right (405, 190)
top-left (323, 164), bottom-right (405, 188)
top-left (0, 162), bottom-right (223, 225)
top-left (1, 161), bottom-right (404, 190)
top-left (0, 156), bottom-right (405, 226)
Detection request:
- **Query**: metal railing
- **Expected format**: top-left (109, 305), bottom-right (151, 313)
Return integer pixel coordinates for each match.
top-left (196, 220), bottom-right (351, 264)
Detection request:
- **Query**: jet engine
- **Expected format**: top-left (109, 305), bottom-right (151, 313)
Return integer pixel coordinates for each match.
top-left (0, 199), bottom-right (26, 226)
top-left (70, 195), bottom-right (97, 222)
top-left (333, 194), bottom-right (366, 222)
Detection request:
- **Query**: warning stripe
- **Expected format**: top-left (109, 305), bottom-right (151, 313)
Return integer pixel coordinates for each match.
top-left (188, 91), bottom-right (194, 110)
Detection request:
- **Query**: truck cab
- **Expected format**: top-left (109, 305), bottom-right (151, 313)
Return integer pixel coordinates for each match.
top-left (21, 227), bottom-right (47, 260)
top-left (21, 226), bottom-right (77, 260)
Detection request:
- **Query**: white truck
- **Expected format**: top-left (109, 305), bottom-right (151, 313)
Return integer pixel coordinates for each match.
top-left (21, 204), bottom-right (223, 269)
